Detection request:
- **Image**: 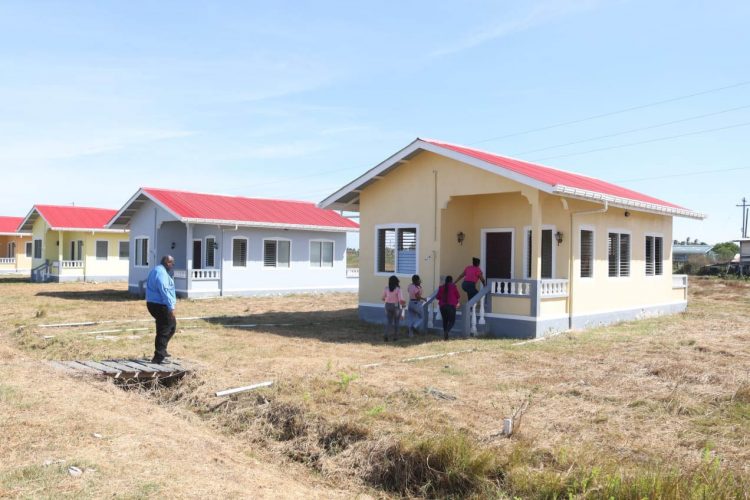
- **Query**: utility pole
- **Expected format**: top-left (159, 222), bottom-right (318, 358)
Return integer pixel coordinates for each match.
top-left (737, 197), bottom-right (749, 238)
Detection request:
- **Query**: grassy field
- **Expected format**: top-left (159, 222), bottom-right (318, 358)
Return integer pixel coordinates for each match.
top-left (1, 276), bottom-right (749, 498)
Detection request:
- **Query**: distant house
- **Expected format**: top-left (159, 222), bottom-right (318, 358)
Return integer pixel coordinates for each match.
top-left (18, 205), bottom-right (129, 282)
top-left (735, 238), bottom-right (750, 270)
top-left (672, 243), bottom-right (714, 267)
top-left (0, 216), bottom-right (32, 275)
top-left (107, 188), bottom-right (359, 297)
top-left (320, 138), bottom-right (705, 338)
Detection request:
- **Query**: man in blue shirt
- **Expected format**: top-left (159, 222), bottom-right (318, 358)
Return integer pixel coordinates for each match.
top-left (146, 255), bottom-right (177, 364)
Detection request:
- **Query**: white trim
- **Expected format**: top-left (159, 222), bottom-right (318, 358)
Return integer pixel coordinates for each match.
top-left (182, 218), bottom-right (355, 232)
top-left (262, 237), bottom-right (292, 270)
top-left (204, 235), bottom-right (217, 269)
top-left (308, 239), bottom-right (335, 269)
top-left (522, 225), bottom-right (556, 279)
top-left (606, 229), bottom-right (632, 279)
top-left (578, 224), bottom-right (596, 279)
top-left (373, 223), bottom-right (420, 277)
top-left (644, 232), bottom-right (665, 277)
top-left (480, 227), bottom-right (515, 279)
top-left (576, 300), bottom-right (687, 316)
top-left (231, 236), bottom-right (249, 268)
top-left (133, 236), bottom-right (150, 268)
top-left (94, 239), bottom-right (109, 260)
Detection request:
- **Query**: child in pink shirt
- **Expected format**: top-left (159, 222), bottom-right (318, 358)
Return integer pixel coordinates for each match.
top-left (382, 275), bottom-right (405, 341)
top-left (437, 275), bottom-right (460, 340)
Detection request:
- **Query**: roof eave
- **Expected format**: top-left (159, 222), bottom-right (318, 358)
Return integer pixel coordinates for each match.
top-left (181, 217), bottom-right (359, 232)
top-left (552, 185), bottom-right (706, 220)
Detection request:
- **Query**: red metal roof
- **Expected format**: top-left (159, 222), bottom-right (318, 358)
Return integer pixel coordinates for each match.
top-left (35, 205), bottom-right (119, 229)
top-left (423, 139), bottom-right (684, 209)
top-left (143, 188), bottom-right (359, 229)
top-left (0, 216), bottom-right (24, 234)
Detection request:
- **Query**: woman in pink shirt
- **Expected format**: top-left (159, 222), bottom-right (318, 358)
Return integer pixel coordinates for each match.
top-left (382, 275), bottom-right (406, 341)
top-left (437, 275), bottom-right (460, 341)
top-left (406, 274), bottom-right (426, 337)
top-left (456, 257), bottom-right (486, 301)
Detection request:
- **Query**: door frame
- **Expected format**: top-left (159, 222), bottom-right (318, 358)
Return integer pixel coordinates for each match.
top-left (480, 227), bottom-right (515, 279)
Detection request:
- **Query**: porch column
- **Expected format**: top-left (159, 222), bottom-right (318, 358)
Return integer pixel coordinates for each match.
top-left (529, 195), bottom-right (542, 318)
top-left (186, 222), bottom-right (193, 293)
top-left (57, 231), bottom-right (64, 263)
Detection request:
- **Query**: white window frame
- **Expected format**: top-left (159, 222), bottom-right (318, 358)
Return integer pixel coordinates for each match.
top-left (205, 235), bottom-right (217, 269)
top-left (645, 232), bottom-right (665, 277)
top-left (578, 225), bottom-right (596, 279)
top-left (33, 239), bottom-right (43, 260)
top-left (133, 236), bottom-right (149, 268)
top-left (607, 228), bottom-right (632, 279)
top-left (69, 239), bottom-right (84, 261)
top-left (263, 238), bottom-right (292, 270)
top-left (231, 237), bottom-right (248, 268)
top-left (25, 241), bottom-right (32, 258)
top-left (309, 239), bottom-right (335, 269)
top-left (522, 225), bottom-right (556, 279)
top-left (480, 227), bottom-right (516, 279)
top-left (374, 223), bottom-right (419, 277)
top-left (95, 240), bottom-right (109, 261)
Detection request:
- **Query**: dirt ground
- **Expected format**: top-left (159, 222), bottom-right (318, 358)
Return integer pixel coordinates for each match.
top-left (1, 276), bottom-right (748, 498)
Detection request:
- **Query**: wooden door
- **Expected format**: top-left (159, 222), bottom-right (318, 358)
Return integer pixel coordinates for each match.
top-left (485, 232), bottom-right (512, 279)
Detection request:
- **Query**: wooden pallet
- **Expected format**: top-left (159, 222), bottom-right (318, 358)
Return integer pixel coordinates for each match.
top-left (49, 358), bottom-right (189, 381)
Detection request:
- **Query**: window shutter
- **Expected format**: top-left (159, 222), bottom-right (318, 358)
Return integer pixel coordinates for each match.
top-left (278, 241), bottom-right (290, 268)
top-left (310, 241), bottom-right (321, 267)
top-left (396, 228), bottom-right (416, 274)
top-left (608, 233), bottom-right (618, 277)
top-left (541, 229), bottom-right (552, 278)
top-left (25, 242), bottom-right (32, 258)
top-left (655, 237), bottom-right (663, 275)
top-left (580, 230), bottom-right (593, 278)
top-left (264, 240), bottom-right (276, 267)
top-left (526, 230), bottom-right (532, 278)
top-left (645, 236), bottom-right (654, 275)
top-left (619, 234), bottom-right (630, 276)
top-left (119, 241), bottom-right (129, 259)
top-left (322, 242), bottom-right (333, 267)
top-left (234, 239), bottom-right (247, 267)
top-left (206, 238), bottom-right (215, 267)
top-left (96, 241), bottom-right (108, 260)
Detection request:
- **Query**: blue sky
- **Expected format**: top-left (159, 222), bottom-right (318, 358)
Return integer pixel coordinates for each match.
top-left (1, 0), bottom-right (748, 246)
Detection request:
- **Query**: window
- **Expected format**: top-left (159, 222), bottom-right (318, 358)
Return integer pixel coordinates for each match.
top-left (232, 238), bottom-right (247, 267)
top-left (7, 242), bottom-right (15, 258)
top-left (645, 236), bottom-right (664, 276)
top-left (264, 239), bottom-right (290, 268)
top-left (310, 241), bottom-right (334, 267)
top-left (580, 230), bottom-right (594, 278)
top-left (70, 240), bottom-right (83, 261)
top-left (206, 237), bottom-right (216, 268)
top-left (25, 242), bottom-right (32, 258)
top-left (608, 232), bottom-right (630, 277)
top-left (33, 239), bottom-right (42, 259)
top-left (524, 229), bottom-right (553, 278)
top-left (96, 241), bottom-right (108, 260)
top-left (119, 241), bottom-right (129, 260)
top-left (376, 225), bottom-right (417, 274)
top-left (134, 238), bottom-right (149, 267)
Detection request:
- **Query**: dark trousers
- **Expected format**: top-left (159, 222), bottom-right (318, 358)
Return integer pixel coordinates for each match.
top-left (147, 302), bottom-right (176, 361)
top-left (462, 281), bottom-right (478, 300)
top-left (440, 305), bottom-right (456, 339)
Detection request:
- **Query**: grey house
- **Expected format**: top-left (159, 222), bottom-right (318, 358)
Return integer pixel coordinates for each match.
top-left (108, 188), bottom-right (359, 297)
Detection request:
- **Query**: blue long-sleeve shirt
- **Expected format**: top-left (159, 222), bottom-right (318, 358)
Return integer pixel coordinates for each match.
top-left (145, 264), bottom-right (176, 311)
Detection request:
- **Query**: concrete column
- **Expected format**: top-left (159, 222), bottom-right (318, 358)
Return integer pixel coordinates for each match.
top-left (186, 222), bottom-right (193, 293)
top-left (57, 231), bottom-right (64, 263)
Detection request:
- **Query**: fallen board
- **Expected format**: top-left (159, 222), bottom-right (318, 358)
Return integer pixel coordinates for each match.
top-left (49, 358), bottom-right (190, 381)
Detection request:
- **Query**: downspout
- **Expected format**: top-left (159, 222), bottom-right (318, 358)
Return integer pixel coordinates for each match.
top-left (568, 200), bottom-right (608, 330)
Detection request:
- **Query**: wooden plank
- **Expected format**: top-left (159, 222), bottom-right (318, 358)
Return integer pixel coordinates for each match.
top-left (116, 360), bottom-right (157, 377)
top-left (47, 361), bottom-right (76, 373)
top-left (64, 361), bottom-right (104, 375)
top-left (98, 360), bottom-right (141, 376)
top-left (130, 359), bottom-right (173, 373)
top-left (78, 360), bottom-right (121, 376)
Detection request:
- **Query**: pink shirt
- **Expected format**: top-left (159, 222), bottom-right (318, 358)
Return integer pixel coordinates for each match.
top-left (382, 286), bottom-right (404, 304)
top-left (463, 265), bottom-right (483, 283)
top-left (437, 283), bottom-right (460, 307)
top-left (407, 283), bottom-right (422, 300)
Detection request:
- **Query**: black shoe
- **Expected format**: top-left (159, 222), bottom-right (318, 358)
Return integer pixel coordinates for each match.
top-left (150, 357), bottom-right (164, 364)
top-left (164, 352), bottom-right (172, 358)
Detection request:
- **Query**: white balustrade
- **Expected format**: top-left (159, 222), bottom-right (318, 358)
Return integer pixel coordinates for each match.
top-left (672, 274), bottom-right (688, 289)
top-left (470, 303), bottom-right (478, 335)
top-left (539, 279), bottom-right (569, 298)
top-left (192, 269), bottom-right (220, 280)
top-left (172, 269), bottom-right (187, 279)
top-left (490, 279), bottom-right (531, 296)
top-left (0, 258), bottom-right (15, 265)
top-left (60, 260), bottom-right (83, 269)
top-left (346, 268), bottom-right (359, 278)
top-left (478, 297), bottom-right (486, 326)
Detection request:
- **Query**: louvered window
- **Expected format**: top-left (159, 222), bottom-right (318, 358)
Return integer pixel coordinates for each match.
top-left (264, 239), bottom-right (290, 268)
top-left (134, 238), bottom-right (148, 267)
top-left (645, 236), bottom-right (663, 276)
top-left (96, 241), bottom-right (108, 260)
top-left (25, 242), bottom-right (32, 258)
top-left (525, 229), bottom-right (553, 278)
top-left (206, 237), bottom-right (216, 268)
top-left (310, 241), bottom-right (334, 267)
top-left (7, 242), bottom-right (15, 258)
top-left (119, 241), bottom-right (129, 259)
top-left (232, 238), bottom-right (247, 267)
top-left (377, 225), bottom-right (417, 274)
top-left (608, 232), bottom-right (630, 277)
top-left (33, 239), bottom-right (42, 259)
top-left (580, 230), bottom-right (593, 278)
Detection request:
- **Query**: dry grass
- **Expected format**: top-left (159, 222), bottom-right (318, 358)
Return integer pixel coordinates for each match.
top-left (1, 276), bottom-right (749, 498)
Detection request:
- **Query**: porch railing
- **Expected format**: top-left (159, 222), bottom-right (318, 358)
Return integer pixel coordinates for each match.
top-left (539, 279), bottom-right (568, 298)
top-left (173, 269), bottom-right (188, 279)
top-left (192, 269), bottom-right (220, 280)
top-left (672, 274), bottom-right (688, 289)
top-left (488, 278), bottom-right (568, 298)
top-left (0, 257), bottom-right (15, 265)
top-left (346, 268), bottom-right (359, 278)
top-left (60, 260), bottom-right (84, 269)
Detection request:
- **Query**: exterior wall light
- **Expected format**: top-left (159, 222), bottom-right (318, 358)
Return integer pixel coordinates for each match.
top-left (555, 231), bottom-right (564, 246)
top-left (457, 231), bottom-right (465, 245)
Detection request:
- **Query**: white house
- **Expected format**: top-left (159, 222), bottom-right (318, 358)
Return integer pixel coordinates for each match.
top-left (107, 187), bottom-right (359, 297)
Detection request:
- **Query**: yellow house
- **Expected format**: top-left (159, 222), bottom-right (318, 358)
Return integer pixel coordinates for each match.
top-left (0, 216), bottom-right (32, 275)
top-left (320, 138), bottom-right (705, 338)
top-left (19, 205), bottom-right (129, 282)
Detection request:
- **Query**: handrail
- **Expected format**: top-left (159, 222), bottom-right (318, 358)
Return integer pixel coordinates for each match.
top-left (422, 289), bottom-right (440, 332)
top-left (462, 284), bottom-right (491, 336)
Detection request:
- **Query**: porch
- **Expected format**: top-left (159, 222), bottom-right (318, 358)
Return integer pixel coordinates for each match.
top-left (172, 268), bottom-right (222, 297)
top-left (32, 260), bottom-right (86, 282)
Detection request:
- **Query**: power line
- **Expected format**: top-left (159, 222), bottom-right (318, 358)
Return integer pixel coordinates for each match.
top-left (513, 104), bottom-right (750, 156)
top-left (614, 165), bottom-right (750, 183)
top-left (470, 80), bottom-right (750, 145)
top-left (531, 121), bottom-right (750, 162)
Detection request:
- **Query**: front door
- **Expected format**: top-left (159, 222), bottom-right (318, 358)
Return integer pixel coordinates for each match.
top-left (193, 240), bottom-right (202, 269)
top-left (484, 230), bottom-right (513, 279)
